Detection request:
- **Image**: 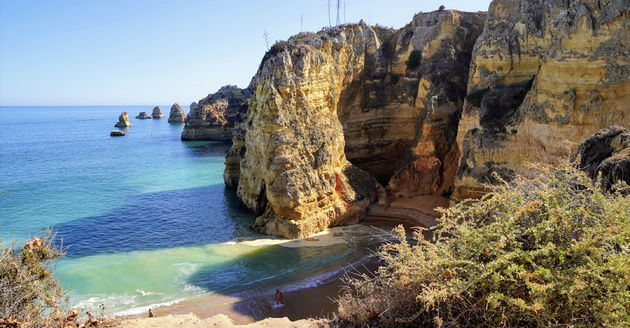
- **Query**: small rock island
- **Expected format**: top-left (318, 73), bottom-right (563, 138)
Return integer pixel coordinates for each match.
top-left (136, 112), bottom-right (152, 119)
top-left (168, 103), bottom-right (186, 123)
top-left (151, 106), bottom-right (163, 119)
top-left (114, 112), bottom-right (131, 127)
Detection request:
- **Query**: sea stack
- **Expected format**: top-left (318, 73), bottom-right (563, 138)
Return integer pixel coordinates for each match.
top-left (168, 103), bottom-right (186, 123)
top-left (181, 85), bottom-right (250, 141)
top-left (136, 112), bottom-right (152, 119)
top-left (114, 112), bottom-right (131, 127)
top-left (151, 106), bottom-right (163, 119)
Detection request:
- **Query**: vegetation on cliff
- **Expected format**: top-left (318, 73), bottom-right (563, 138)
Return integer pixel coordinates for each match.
top-left (0, 231), bottom-right (69, 327)
top-left (337, 163), bottom-right (630, 327)
top-left (0, 231), bottom-right (117, 328)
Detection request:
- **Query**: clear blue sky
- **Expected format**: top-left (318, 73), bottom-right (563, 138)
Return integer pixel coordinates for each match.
top-left (0, 0), bottom-right (491, 106)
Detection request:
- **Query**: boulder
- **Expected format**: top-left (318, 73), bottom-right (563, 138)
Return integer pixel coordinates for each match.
top-left (151, 106), bottom-right (163, 119)
top-left (575, 126), bottom-right (630, 191)
top-left (136, 112), bottom-right (152, 119)
top-left (110, 130), bottom-right (125, 137)
top-left (168, 103), bottom-right (186, 123)
top-left (114, 112), bottom-right (131, 127)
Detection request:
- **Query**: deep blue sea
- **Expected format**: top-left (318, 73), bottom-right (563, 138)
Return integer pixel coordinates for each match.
top-left (0, 106), bottom-right (379, 315)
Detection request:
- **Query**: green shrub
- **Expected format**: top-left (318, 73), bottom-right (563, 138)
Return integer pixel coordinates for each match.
top-left (337, 162), bottom-right (630, 327)
top-left (406, 50), bottom-right (422, 70)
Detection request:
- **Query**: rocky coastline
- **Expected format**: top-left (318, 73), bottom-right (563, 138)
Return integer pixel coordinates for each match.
top-left (176, 0), bottom-right (629, 239)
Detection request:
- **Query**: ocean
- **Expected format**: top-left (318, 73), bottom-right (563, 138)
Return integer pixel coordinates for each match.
top-left (0, 106), bottom-right (383, 315)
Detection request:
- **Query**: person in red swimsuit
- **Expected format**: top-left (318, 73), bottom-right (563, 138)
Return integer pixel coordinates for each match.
top-left (275, 289), bottom-right (284, 305)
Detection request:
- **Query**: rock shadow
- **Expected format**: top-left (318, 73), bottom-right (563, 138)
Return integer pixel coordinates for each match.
top-left (55, 185), bottom-right (256, 258)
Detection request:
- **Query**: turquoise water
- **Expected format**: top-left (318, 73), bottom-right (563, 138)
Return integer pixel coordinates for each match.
top-left (0, 106), bottom-right (378, 315)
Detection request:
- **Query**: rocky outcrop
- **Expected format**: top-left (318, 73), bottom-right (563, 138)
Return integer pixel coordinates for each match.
top-left (338, 12), bottom-right (485, 198)
top-left (575, 126), bottom-right (630, 191)
top-left (114, 112), bottom-right (131, 127)
top-left (454, 0), bottom-right (630, 199)
top-left (181, 85), bottom-right (250, 141)
top-left (225, 10), bottom-right (485, 238)
top-left (110, 130), bottom-right (125, 137)
top-left (136, 112), bottom-right (152, 119)
top-left (151, 106), bottom-right (163, 119)
top-left (168, 103), bottom-right (186, 123)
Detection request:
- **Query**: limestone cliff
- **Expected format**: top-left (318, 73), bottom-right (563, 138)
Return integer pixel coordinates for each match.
top-left (181, 85), bottom-right (250, 141)
top-left (225, 10), bottom-right (485, 238)
top-left (338, 11), bottom-right (485, 197)
top-left (454, 0), bottom-right (630, 199)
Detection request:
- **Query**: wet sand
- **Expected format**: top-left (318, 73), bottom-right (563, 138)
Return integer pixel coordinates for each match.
top-left (123, 253), bottom-right (380, 325)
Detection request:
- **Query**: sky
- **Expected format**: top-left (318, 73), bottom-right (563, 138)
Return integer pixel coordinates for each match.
top-left (0, 0), bottom-right (491, 106)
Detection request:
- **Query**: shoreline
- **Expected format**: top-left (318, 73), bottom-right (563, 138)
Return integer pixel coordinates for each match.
top-left (121, 258), bottom-right (379, 327)
top-left (120, 195), bottom-right (443, 326)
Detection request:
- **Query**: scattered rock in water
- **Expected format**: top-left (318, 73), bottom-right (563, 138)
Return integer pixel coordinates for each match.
top-left (151, 106), bottom-right (163, 119)
top-left (114, 111), bottom-right (131, 127)
top-left (110, 130), bottom-right (125, 137)
top-left (136, 112), bottom-right (152, 119)
top-left (168, 103), bottom-right (186, 123)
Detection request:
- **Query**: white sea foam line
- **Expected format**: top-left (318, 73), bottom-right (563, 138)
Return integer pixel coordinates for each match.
top-left (224, 224), bottom-right (390, 248)
top-left (279, 256), bottom-right (376, 293)
top-left (115, 298), bottom-right (185, 316)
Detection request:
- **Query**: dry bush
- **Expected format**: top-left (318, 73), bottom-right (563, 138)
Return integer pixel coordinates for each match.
top-left (336, 162), bottom-right (630, 327)
top-left (1, 230), bottom-right (68, 327)
top-left (0, 230), bottom-right (119, 328)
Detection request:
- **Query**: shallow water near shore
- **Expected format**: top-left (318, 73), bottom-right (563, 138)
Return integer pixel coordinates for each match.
top-left (0, 106), bottom-right (383, 315)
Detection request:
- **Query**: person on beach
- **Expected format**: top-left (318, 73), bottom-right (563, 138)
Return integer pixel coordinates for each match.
top-left (275, 289), bottom-right (284, 305)
top-left (148, 308), bottom-right (154, 317)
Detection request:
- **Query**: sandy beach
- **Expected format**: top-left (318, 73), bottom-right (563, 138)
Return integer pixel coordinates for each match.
top-left (121, 260), bottom-right (379, 327)
top-left (119, 203), bottom-right (440, 327)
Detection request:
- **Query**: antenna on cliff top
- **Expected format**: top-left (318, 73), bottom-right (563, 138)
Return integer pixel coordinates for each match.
top-left (336, 0), bottom-right (342, 26)
top-left (263, 29), bottom-right (270, 50)
top-left (327, 0), bottom-right (332, 27)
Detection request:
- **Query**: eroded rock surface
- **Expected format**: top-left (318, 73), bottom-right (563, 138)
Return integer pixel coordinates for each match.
top-left (114, 111), bottom-right (131, 127)
top-left (454, 0), bottom-right (630, 199)
top-left (226, 10), bottom-right (485, 238)
top-left (168, 103), bottom-right (186, 123)
top-left (181, 85), bottom-right (250, 141)
top-left (151, 106), bottom-right (163, 119)
top-left (338, 11), bottom-right (485, 197)
top-left (575, 125), bottom-right (630, 191)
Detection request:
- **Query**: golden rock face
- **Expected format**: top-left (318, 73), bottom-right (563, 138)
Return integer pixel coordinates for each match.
top-left (454, 0), bottom-right (630, 200)
top-left (226, 11), bottom-right (485, 238)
